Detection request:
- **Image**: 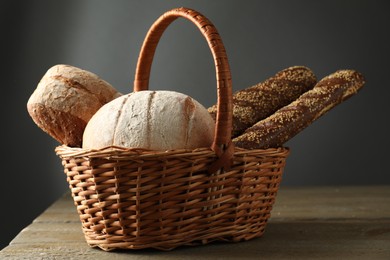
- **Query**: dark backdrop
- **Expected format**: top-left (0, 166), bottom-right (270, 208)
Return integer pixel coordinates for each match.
top-left (1, 0), bottom-right (389, 249)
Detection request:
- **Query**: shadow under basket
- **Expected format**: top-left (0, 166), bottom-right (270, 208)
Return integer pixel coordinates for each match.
top-left (55, 146), bottom-right (289, 251)
top-left (55, 7), bottom-right (291, 251)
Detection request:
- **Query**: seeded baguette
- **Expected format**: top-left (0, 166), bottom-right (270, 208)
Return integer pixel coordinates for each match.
top-left (208, 66), bottom-right (317, 138)
top-left (233, 69), bottom-right (365, 149)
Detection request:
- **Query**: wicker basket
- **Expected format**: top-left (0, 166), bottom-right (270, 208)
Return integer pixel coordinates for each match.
top-left (55, 7), bottom-right (290, 251)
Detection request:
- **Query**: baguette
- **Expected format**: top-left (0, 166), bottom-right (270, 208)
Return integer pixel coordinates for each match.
top-left (233, 69), bottom-right (365, 149)
top-left (208, 66), bottom-right (317, 138)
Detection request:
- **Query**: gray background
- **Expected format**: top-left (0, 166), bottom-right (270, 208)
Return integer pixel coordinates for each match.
top-left (1, 0), bottom-right (389, 249)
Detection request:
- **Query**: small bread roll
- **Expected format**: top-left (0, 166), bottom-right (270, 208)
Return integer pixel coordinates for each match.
top-left (27, 64), bottom-right (122, 147)
top-left (83, 90), bottom-right (215, 150)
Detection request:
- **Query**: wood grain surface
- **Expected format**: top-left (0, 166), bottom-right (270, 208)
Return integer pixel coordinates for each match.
top-left (1, 186), bottom-right (389, 259)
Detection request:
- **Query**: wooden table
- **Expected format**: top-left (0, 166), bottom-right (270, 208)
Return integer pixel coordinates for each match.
top-left (1, 186), bottom-right (389, 259)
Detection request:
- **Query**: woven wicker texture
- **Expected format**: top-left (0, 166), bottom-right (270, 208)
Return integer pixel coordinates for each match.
top-left (56, 7), bottom-right (290, 251)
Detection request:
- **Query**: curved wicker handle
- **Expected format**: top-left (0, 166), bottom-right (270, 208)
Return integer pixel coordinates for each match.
top-left (134, 7), bottom-right (234, 166)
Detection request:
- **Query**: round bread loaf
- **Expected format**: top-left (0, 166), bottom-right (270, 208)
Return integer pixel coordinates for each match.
top-left (27, 64), bottom-right (122, 147)
top-left (82, 90), bottom-right (215, 150)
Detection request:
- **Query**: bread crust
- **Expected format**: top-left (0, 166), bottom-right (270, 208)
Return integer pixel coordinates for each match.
top-left (27, 103), bottom-right (85, 147)
top-left (82, 90), bottom-right (215, 150)
top-left (233, 70), bottom-right (365, 149)
top-left (208, 66), bottom-right (317, 138)
top-left (27, 64), bottom-right (121, 147)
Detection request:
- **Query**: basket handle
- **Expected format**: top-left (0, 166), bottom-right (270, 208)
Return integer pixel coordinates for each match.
top-left (134, 7), bottom-right (234, 171)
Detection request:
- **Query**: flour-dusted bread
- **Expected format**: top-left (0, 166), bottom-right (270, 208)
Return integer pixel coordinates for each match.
top-left (27, 64), bottom-right (122, 147)
top-left (82, 90), bottom-right (215, 150)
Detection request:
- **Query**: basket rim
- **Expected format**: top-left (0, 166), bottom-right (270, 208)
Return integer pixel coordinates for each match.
top-left (55, 144), bottom-right (290, 159)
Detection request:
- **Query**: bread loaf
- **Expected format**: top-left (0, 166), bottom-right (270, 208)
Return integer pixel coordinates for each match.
top-left (27, 64), bottom-right (122, 147)
top-left (208, 66), bottom-right (317, 137)
top-left (233, 70), bottom-right (365, 149)
top-left (82, 90), bottom-right (215, 150)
